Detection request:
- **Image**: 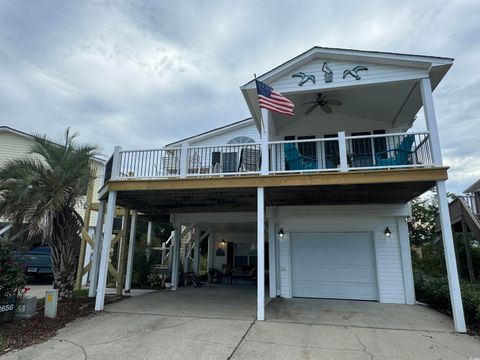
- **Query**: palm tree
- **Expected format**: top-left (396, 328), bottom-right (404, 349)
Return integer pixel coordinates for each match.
top-left (0, 130), bottom-right (98, 299)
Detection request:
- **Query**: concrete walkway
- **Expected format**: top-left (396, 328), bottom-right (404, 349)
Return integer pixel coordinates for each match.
top-left (3, 286), bottom-right (479, 359)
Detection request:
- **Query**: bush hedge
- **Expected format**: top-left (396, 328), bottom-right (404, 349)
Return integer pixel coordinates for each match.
top-left (414, 273), bottom-right (480, 327)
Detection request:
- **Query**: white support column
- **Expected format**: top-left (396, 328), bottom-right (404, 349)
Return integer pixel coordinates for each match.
top-left (257, 187), bottom-right (265, 321)
top-left (193, 227), bottom-right (201, 273)
top-left (420, 76), bottom-right (466, 333)
top-left (397, 218), bottom-right (415, 304)
top-left (125, 210), bottom-right (138, 293)
top-left (95, 191), bottom-right (117, 310)
top-left (89, 200), bottom-right (106, 297)
top-left (260, 108), bottom-right (270, 175)
top-left (146, 220), bottom-right (153, 261)
top-left (268, 219), bottom-right (276, 298)
top-left (171, 225), bottom-right (181, 291)
top-left (179, 143), bottom-right (188, 178)
top-left (207, 232), bottom-right (213, 283)
top-left (437, 181), bottom-right (466, 332)
top-left (338, 131), bottom-right (348, 172)
top-left (420, 78), bottom-right (443, 165)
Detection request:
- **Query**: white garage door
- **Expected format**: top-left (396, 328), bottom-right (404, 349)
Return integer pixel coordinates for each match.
top-left (291, 232), bottom-right (378, 300)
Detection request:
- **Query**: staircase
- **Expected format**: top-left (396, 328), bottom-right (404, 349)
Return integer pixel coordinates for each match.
top-left (436, 195), bottom-right (480, 240)
top-left (150, 232), bottom-right (174, 275)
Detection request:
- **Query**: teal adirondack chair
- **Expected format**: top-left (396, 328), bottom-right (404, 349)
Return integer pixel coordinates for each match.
top-left (284, 143), bottom-right (317, 170)
top-left (375, 135), bottom-right (415, 166)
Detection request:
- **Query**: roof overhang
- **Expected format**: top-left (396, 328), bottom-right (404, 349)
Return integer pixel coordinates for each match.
top-left (464, 179), bottom-right (480, 194)
top-left (0, 125), bottom-right (106, 165)
top-left (240, 47), bottom-right (453, 131)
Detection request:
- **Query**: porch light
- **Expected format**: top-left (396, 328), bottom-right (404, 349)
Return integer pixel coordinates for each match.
top-left (278, 227), bottom-right (285, 238)
top-left (221, 239), bottom-right (226, 246)
top-left (384, 227), bottom-right (392, 238)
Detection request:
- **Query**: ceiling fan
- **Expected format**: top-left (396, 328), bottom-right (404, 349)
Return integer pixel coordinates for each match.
top-left (303, 93), bottom-right (342, 115)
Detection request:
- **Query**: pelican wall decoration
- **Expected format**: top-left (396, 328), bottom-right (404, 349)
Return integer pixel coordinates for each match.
top-left (342, 66), bottom-right (368, 80)
top-left (292, 72), bottom-right (315, 86)
top-left (322, 62), bottom-right (333, 83)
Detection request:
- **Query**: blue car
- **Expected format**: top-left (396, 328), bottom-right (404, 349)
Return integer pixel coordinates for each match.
top-left (14, 246), bottom-right (53, 278)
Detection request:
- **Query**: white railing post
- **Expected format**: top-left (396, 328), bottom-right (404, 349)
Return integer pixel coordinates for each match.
top-left (111, 146), bottom-right (122, 179)
top-left (179, 143), bottom-right (188, 178)
top-left (338, 131), bottom-right (348, 172)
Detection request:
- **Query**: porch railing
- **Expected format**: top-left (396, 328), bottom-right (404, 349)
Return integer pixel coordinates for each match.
top-left (461, 195), bottom-right (480, 216)
top-left (186, 143), bottom-right (261, 176)
top-left (118, 148), bottom-right (181, 178)
top-left (345, 132), bottom-right (432, 170)
top-left (103, 131), bottom-right (434, 183)
top-left (269, 132), bottom-right (432, 173)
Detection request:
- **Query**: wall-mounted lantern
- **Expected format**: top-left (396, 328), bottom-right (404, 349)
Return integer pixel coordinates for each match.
top-left (278, 227), bottom-right (285, 239)
top-left (384, 227), bottom-right (392, 239)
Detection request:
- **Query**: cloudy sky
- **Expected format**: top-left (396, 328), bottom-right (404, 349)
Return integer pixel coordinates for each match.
top-left (0, 0), bottom-right (479, 193)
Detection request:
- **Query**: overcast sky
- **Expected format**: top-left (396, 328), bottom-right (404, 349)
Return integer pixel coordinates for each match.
top-left (0, 0), bottom-right (479, 193)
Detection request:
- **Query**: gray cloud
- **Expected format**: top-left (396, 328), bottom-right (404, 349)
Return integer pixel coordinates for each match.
top-left (0, 0), bottom-right (479, 193)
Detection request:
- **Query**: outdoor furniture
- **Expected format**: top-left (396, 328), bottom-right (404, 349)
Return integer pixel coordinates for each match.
top-left (231, 266), bottom-right (256, 283)
top-left (374, 134), bottom-right (415, 166)
top-left (238, 148), bottom-right (261, 172)
top-left (284, 143), bottom-right (317, 170)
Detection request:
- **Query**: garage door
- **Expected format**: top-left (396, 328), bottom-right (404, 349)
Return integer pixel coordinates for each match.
top-left (291, 232), bottom-right (378, 300)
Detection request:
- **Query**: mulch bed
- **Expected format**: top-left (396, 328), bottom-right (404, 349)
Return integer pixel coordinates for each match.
top-left (0, 295), bottom-right (123, 354)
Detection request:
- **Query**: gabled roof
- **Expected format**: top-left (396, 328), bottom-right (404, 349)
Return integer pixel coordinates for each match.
top-left (0, 126), bottom-right (105, 164)
top-left (465, 179), bottom-right (480, 194)
top-left (165, 117), bottom-right (254, 147)
top-left (240, 46), bottom-right (454, 131)
top-left (241, 46), bottom-right (453, 89)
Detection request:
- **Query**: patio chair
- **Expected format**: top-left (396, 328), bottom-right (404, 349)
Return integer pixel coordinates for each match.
top-left (374, 134), bottom-right (415, 166)
top-left (238, 148), bottom-right (261, 172)
top-left (284, 143), bottom-right (317, 170)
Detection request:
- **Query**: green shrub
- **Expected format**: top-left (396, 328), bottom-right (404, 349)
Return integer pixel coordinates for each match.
top-left (147, 273), bottom-right (162, 288)
top-left (0, 241), bottom-right (26, 301)
top-left (415, 273), bottom-right (480, 327)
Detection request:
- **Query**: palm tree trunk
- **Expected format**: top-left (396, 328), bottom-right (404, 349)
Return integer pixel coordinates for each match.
top-left (49, 209), bottom-right (81, 299)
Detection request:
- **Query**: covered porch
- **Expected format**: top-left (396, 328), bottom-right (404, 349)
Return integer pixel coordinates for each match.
top-left (89, 171), bottom-right (446, 319)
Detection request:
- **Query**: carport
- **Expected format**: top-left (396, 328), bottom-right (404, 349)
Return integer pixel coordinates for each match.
top-left (106, 285), bottom-right (257, 321)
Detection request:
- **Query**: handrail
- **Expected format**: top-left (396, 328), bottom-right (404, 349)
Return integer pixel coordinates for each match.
top-left (268, 137), bottom-right (337, 145)
top-left (344, 131), bottom-right (429, 140)
top-left (109, 131), bottom-right (434, 180)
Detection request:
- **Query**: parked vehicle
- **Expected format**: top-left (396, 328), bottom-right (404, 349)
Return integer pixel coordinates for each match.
top-left (14, 246), bottom-right (52, 278)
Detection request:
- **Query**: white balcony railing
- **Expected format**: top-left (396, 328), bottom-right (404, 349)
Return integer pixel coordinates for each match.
top-left (104, 131), bottom-right (433, 182)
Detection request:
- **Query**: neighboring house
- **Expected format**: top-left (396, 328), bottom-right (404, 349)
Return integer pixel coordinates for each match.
top-left (91, 46), bottom-right (466, 332)
top-left (435, 178), bottom-right (480, 282)
top-left (0, 126), bottom-right (105, 283)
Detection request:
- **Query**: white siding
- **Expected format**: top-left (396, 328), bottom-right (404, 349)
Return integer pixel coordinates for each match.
top-left (271, 204), bottom-right (410, 304)
top-left (189, 122), bottom-right (260, 147)
top-left (0, 131), bottom-right (104, 227)
top-left (270, 58), bottom-right (427, 93)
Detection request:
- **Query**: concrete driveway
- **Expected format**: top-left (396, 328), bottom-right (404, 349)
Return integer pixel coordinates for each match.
top-left (3, 285), bottom-right (479, 360)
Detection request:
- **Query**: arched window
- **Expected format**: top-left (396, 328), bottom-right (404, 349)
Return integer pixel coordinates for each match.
top-left (227, 136), bottom-right (255, 144)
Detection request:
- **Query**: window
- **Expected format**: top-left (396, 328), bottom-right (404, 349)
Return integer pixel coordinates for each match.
top-left (233, 242), bottom-right (257, 267)
top-left (227, 136), bottom-right (255, 144)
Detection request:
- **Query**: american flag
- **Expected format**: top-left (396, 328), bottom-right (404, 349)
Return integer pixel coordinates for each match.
top-left (256, 80), bottom-right (294, 116)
